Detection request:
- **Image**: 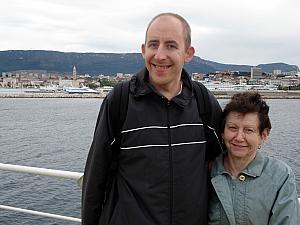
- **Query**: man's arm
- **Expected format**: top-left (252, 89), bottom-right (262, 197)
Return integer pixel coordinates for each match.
top-left (81, 96), bottom-right (114, 225)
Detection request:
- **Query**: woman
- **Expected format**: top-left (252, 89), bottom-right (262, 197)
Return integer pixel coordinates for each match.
top-left (208, 92), bottom-right (300, 225)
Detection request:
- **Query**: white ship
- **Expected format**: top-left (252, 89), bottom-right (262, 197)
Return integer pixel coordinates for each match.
top-left (63, 86), bottom-right (99, 94)
top-left (197, 81), bottom-right (278, 91)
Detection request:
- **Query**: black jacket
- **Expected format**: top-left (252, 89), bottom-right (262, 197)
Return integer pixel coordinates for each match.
top-left (82, 68), bottom-right (223, 225)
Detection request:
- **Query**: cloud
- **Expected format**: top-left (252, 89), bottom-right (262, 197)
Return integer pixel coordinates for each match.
top-left (0, 0), bottom-right (299, 67)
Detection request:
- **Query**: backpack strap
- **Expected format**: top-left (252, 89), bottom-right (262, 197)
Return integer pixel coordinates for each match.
top-left (111, 80), bottom-right (130, 141)
top-left (110, 80), bottom-right (130, 165)
top-left (192, 81), bottom-right (212, 126)
top-left (104, 80), bottom-right (130, 202)
top-left (192, 81), bottom-right (223, 160)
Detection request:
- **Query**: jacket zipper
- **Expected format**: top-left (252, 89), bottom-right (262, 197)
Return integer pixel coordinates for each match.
top-left (166, 99), bottom-right (173, 225)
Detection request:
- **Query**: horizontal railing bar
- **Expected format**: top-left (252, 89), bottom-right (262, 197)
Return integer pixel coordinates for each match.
top-left (0, 163), bottom-right (83, 181)
top-left (0, 204), bottom-right (81, 222)
top-left (1, 162), bottom-right (299, 224)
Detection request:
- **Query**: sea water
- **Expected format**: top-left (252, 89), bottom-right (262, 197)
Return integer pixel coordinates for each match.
top-left (0, 98), bottom-right (299, 225)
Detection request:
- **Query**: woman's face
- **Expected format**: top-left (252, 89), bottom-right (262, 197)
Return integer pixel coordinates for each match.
top-left (222, 111), bottom-right (268, 161)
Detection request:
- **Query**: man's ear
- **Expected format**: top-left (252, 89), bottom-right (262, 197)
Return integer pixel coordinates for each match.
top-left (141, 44), bottom-right (146, 58)
top-left (184, 46), bottom-right (195, 63)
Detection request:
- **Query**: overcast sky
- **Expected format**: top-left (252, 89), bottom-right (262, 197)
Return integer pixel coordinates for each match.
top-left (1, 0), bottom-right (299, 67)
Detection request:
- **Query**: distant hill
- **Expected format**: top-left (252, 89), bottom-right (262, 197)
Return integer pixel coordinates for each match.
top-left (0, 50), bottom-right (298, 75)
top-left (256, 63), bottom-right (299, 73)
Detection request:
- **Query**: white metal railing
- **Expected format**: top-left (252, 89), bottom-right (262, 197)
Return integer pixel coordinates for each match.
top-left (0, 205), bottom-right (81, 222)
top-left (0, 163), bottom-right (83, 223)
top-left (0, 163), bottom-right (299, 223)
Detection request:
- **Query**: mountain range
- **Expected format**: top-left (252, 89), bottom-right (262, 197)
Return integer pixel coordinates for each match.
top-left (0, 50), bottom-right (298, 75)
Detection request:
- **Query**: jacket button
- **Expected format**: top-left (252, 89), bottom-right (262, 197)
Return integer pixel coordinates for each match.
top-left (239, 175), bottom-right (246, 181)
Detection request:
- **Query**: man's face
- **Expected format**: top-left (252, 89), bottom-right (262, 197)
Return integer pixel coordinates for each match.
top-left (141, 16), bottom-right (194, 90)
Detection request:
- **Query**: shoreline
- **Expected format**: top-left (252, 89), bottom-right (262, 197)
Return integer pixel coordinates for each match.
top-left (212, 90), bottom-right (300, 99)
top-left (0, 92), bottom-right (106, 98)
top-left (0, 90), bottom-right (300, 99)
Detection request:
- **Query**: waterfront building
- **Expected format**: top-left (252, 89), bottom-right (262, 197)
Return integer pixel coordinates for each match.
top-left (273, 69), bottom-right (282, 75)
top-left (73, 66), bottom-right (77, 80)
top-left (59, 78), bottom-right (73, 88)
top-left (283, 71), bottom-right (298, 76)
top-left (281, 76), bottom-right (300, 87)
top-left (251, 67), bottom-right (263, 80)
top-left (72, 66), bottom-right (80, 87)
top-left (192, 73), bottom-right (205, 81)
top-left (268, 78), bottom-right (281, 87)
top-left (1, 77), bottom-right (17, 88)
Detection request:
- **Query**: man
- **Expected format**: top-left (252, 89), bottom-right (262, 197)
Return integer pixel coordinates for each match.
top-left (82, 13), bottom-right (222, 225)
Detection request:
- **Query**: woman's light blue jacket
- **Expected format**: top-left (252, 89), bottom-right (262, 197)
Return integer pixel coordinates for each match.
top-left (208, 151), bottom-right (300, 225)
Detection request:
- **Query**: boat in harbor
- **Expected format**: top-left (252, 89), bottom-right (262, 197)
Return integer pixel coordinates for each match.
top-left (23, 85), bottom-right (60, 93)
top-left (39, 85), bottom-right (59, 93)
top-left (63, 86), bottom-right (99, 94)
top-left (197, 81), bottom-right (279, 91)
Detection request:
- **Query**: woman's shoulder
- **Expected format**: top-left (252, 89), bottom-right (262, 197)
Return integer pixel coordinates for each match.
top-left (263, 154), bottom-right (291, 171)
top-left (262, 153), bottom-right (294, 181)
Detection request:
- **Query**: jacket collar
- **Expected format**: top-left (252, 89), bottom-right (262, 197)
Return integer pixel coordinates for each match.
top-left (130, 67), bottom-right (193, 108)
top-left (211, 151), bottom-right (266, 178)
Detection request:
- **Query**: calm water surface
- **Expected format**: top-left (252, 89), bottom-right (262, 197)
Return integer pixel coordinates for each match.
top-left (0, 98), bottom-right (299, 225)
